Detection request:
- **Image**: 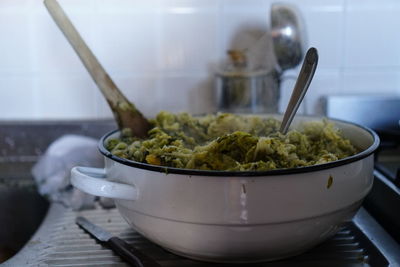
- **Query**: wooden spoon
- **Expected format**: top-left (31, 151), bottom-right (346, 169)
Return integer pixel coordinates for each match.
top-left (44, 0), bottom-right (150, 138)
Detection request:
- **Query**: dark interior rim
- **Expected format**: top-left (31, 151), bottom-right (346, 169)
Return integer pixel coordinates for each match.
top-left (98, 119), bottom-right (380, 177)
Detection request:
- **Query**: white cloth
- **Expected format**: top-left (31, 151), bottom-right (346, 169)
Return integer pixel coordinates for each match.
top-left (32, 135), bottom-right (103, 210)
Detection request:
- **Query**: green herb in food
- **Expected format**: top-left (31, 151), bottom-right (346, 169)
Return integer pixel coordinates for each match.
top-left (106, 111), bottom-right (358, 171)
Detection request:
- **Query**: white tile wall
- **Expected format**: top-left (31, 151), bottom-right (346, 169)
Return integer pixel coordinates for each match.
top-left (95, 75), bottom-right (160, 118)
top-left (0, 13), bottom-right (32, 72)
top-left (94, 4), bottom-right (159, 75)
top-left (1, 0), bottom-right (400, 120)
top-left (160, 9), bottom-right (218, 73)
top-left (34, 74), bottom-right (97, 119)
top-left (0, 75), bottom-right (35, 119)
top-left (344, 0), bottom-right (400, 68)
top-left (30, 5), bottom-right (94, 74)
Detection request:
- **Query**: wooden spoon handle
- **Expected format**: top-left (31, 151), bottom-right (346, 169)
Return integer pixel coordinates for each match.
top-left (44, 0), bottom-right (150, 137)
top-left (44, 0), bottom-right (125, 107)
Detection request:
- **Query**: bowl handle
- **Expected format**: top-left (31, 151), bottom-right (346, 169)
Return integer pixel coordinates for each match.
top-left (71, 166), bottom-right (138, 201)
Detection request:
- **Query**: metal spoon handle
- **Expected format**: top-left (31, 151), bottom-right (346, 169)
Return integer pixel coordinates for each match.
top-left (279, 47), bottom-right (318, 134)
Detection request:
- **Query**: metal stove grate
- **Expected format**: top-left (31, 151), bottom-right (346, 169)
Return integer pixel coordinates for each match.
top-left (37, 208), bottom-right (388, 267)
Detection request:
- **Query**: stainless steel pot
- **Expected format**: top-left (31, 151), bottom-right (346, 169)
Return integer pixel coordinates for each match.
top-left (71, 115), bottom-right (379, 263)
top-left (215, 3), bottom-right (306, 115)
top-left (215, 69), bottom-right (280, 114)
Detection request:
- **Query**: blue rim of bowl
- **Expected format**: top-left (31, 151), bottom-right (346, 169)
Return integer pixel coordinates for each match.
top-left (98, 118), bottom-right (380, 177)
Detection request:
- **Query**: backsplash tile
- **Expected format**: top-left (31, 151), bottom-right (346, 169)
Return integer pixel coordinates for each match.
top-left (30, 0), bottom-right (96, 74)
top-left (278, 70), bottom-right (342, 116)
top-left (0, 0), bottom-right (33, 12)
top-left (344, 0), bottom-right (400, 68)
top-left (95, 75), bottom-right (161, 118)
top-left (300, 70), bottom-right (342, 115)
top-left (34, 75), bottom-right (97, 119)
top-left (298, 0), bottom-right (345, 69)
top-left (158, 75), bottom-right (215, 114)
top-left (341, 68), bottom-right (400, 94)
top-left (0, 75), bottom-right (35, 119)
top-left (162, 0), bottom-right (219, 12)
top-left (1, 0), bottom-right (400, 120)
top-left (159, 12), bottom-right (218, 73)
top-left (219, 5), bottom-right (268, 52)
top-left (0, 13), bottom-right (32, 72)
top-left (221, 0), bottom-right (269, 13)
top-left (92, 11), bottom-right (159, 75)
top-left (96, 0), bottom-right (161, 13)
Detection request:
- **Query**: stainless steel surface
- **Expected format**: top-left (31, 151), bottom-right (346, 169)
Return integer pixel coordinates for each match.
top-left (280, 47), bottom-right (318, 134)
top-left (354, 203), bottom-right (400, 265)
top-left (76, 216), bottom-right (161, 267)
top-left (76, 216), bottom-right (113, 242)
top-left (324, 95), bottom-right (400, 243)
top-left (215, 68), bottom-right (280, 113)
top-left (0, 120), bottom-right (116, 160)
top-left (0, 120), bottom-right (116, 263)
top-left (6, 203), bottom-right (399, 266)
top-left (0, 182), bottom-right (48, 262)
top-left (3, 204), bottom-right (68, 267)
top-left (364, 170), bottom-right (400, 243)
top-left (324, 95), bottom-right (400, 134)
top-left (270, 3), bottom-right (306, 71)
top-left (2, 120), bottom-right (400, 266)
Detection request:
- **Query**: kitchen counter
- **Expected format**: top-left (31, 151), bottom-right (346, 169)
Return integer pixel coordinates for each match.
top-left (2, 120), bottom-right (400, 266)
top-left (5, 203), bottom-right (400, 266)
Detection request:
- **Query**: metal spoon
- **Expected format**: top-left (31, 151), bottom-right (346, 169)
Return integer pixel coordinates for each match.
top-left (279, 47), bottom-right (318, 134)
top-left (44, 0), bottom-right (150, 138)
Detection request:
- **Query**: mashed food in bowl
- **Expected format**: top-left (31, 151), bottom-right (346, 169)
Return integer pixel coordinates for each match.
top-left (106, 111), bottom-right (358, 171)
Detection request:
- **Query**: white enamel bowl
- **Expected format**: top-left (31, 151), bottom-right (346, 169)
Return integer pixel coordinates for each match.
top-left (71, 116), bottom-right (379, 263)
